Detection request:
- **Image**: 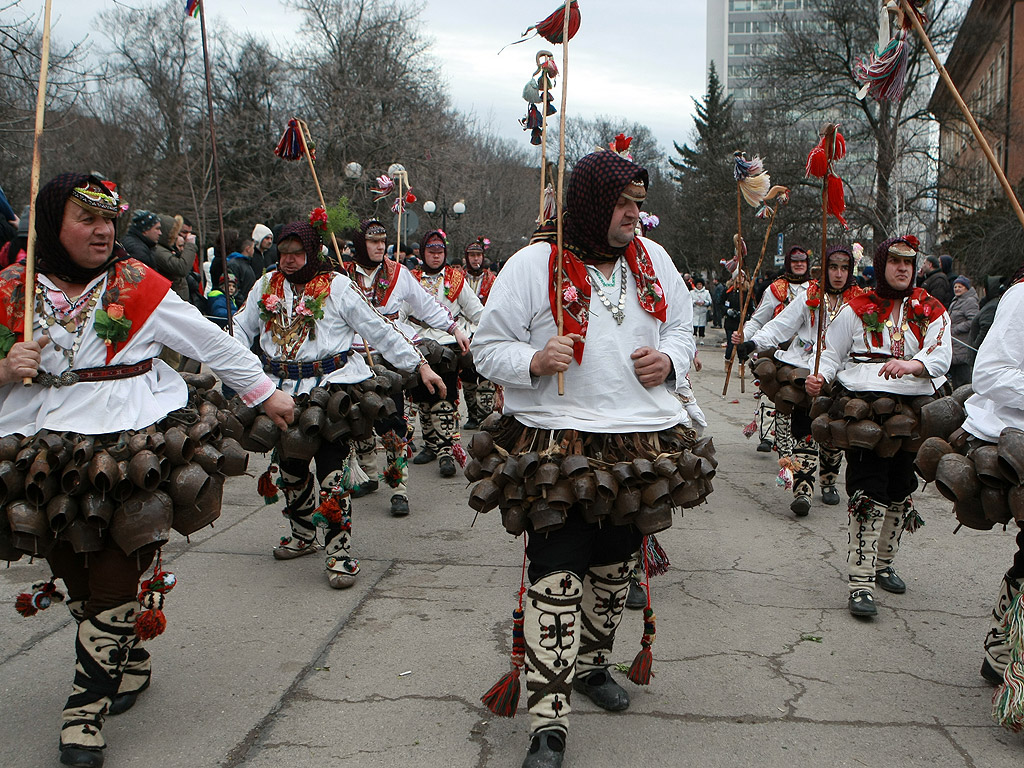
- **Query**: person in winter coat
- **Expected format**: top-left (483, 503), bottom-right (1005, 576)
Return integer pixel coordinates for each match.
top-left (690, 277), bottom-right (712, 344)
top-left (969, 276), bottom-right (1006, 361)
top-left (949, 275), bottom-right (980, 388)
top-left (227, 237), bottom-right (258, 300)
top-left (919, 254), bottom-right (952, 308)
top-left (251, 223), bottom-right (273, 275)
top-left (120, 209), bottom-right (160, 268)
top-left (722, 272), bottom-right (753, 364)
top-left (207, 274), bottom-right (238, 324)
top-left (712, 276), bottom-right (725, 327)
top-left (152, 214), bottom-right (194, 301)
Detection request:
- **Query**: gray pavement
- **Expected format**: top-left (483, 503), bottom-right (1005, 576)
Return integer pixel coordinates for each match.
top-left (3, 336), bottom-right (1023, 767)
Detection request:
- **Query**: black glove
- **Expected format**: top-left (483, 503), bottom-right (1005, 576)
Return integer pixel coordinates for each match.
top-left (736, 341), bottom-right (757, 363)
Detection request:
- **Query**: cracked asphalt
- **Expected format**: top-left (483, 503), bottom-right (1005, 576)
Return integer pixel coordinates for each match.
top-left (2, 334), bottom-right (1022, 767)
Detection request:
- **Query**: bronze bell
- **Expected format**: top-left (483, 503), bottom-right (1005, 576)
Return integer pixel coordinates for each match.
top-left (172, 473), bottom-right (223, 536)
top-left (809, 396), bottom-right (833, 420)
top-left (677, 451), bottom-right (701, 481)
top-left (934, 453), bottom-right (980, 503)
top-left (490, 461), bottom-right (509, 488)
top-left (7, 499), bottom-right (51, 554)
top-left (112, 460), bottom-right (135, 502)
top-left (789, 367), bottom-right (811, 388)
top-left (875, 433), bottom-right (902, 459)
top-left (1010, 485), bottom-right (1024, 523)
top-left (25, 471), bottom-right (59, 507)
top-left (953, 495), bottom-right (994, 531)
top-left (326, 389), bottom-right (351, 420)
top-left (147, 432), bottom-right (166, 455)
top-left (188, 420), bottom-right (217, 445)
top-left (128, 450), bottom-right (163, 491)
top-left (163, 427), bottom-right (196, 465)
top-left (216, 438), bottom-right (249, 476)
top-left (299, 405), bottom-right (327, 437)
top-left (535, 462), bottom-right (561, 489)
top-left (502, 482), bottom-right (525, 505)
top-left (62, 519), bottom-right (105, 554)
top-left (612, 487), bottom-right (641, 524)
top-left (307, 386), bottom-right (330, 408)
top-left (773, 392), bottom-right (795, 416)
top-left (480, 452), bottom-right (504, 474)
top-left (359, 391), bottom-right (385, 421)
top-left (0, 435), bottom-right (20, 462)
top-left (696, 457), bottom-right (716, 480)
top-left (501, 506), bottom-right (528, 536)
top-left (128, 433), bottom-right (149, 454)
top-left (914, 437), bottom-right (954, 483)
top-left (168, 463), bottom-right (211, 508)
top-left (181, 371), bottom-right (217, 390)
top-left (970, 445), bottom-right (1009, 488)
top-left (500, 456), bottom-right (524, 485)
top-left (463, 458), bottom-right (487, 483)
top-left (883, 413), bottom-right (917, 439)
top-left (230, 397), bottom-right (257, 427)
top-left (72, 436), bottom-right (95, 464)
top-left (981, 486), bottom-right (1013, 525)
top-left (847, 420), bottom-right (883, 450)
top-left (775, 365), bottom-right (794, 385)
top-left (528, 499), bottom-right (565, 532)
top-left (321, 417), bottom-right (352, 443)
top-left (46, 494), bottom-right (78, 533)
top-left (653, 457), bottom-right (677, 478)
top-left (828, 419), bottom-right (850, 450)
top-left (219, 412), bottom-right (245, 441)
top-left (0, 461), bottom-right (25, 507)
top-left (246, 415), bottom-right (281, 452)
top-left (519, 451), bottom-right (541, 477)
top-left (611, 462), bottom-right (639, 488)
top-left (760, 377), bottom-right (780, 401)
top-left (560, 454), bottom-right (590, 478)
top-left (572, 473), bottom-right (597, 504)
top-left (631, 458), bottom-right (658, 483)
top-left (844, 398), bottom-right (871, 422)
top-left (81, 492), bottom-right (114, 529)
top-left (811, 414), bottom-right (832, 445)
top-left (753, 357), bottom-right (776, 381)
top-left (641, 478), bottom-right (671, 507)
top-left (871, 396), bottom-right (896, 416)
top-left (593, 470), bottom-right (619, 501)
top-left (277, 426), bottom-right (319, 462)
top-left (997, 427), bottom-right (1024, 486)
top-left (193, 444), bottom-right (226, 474)
top-left (634, 503), bottom-right (673, 535)
top-left (692, 437), bottom-right (718, 467)
top-left (951, 383), bottom-right (974, 407)
top-left (14, 445), bottom-right (38, 472)
top-left (468, 432), bottom-right (495, 460)
top-left (545, 479), bottom-right (576, 511)
top-left (918, 397), bottom-right (966, 440)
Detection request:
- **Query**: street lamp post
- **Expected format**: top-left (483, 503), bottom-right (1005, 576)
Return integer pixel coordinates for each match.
top-left (423, 198), bottom-right (466, 233)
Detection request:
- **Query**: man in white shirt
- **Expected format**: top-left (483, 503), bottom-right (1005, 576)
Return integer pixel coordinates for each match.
top-left (806, 236), bottom-right (951, 618)
top-left (471, 149), bottom-right (699, 768)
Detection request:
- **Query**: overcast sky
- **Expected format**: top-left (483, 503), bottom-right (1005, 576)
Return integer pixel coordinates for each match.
top-left (28, 0), bottom-right (708, 158)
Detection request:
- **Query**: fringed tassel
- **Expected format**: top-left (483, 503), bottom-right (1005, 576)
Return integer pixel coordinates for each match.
top-left (742, 419), bottom-right (758, 438)
top-left (274, 118), bottom-right (305, 161)
top-left (481, 607), bottom-right (525, 716)
top-left (903, 508), bottom-right (925, 533)
top-left (311, 491), bottom-right (347, 527)
top-left (383, 458), bottom-right (407, 489)
top-left (855, 29), bottom-right (910, 103)
top-left (777, 456), bottom-right (798, 490)
top-left (644, 534), bottom-right (671, 577)
top-left (994, 592), bottom-right (1024, 731)
top-left (849, 489), bottom-right (874, 524)
top-left (453, 441), bottom-right (468, 468)
top-left (627, 607), bottom-right (655, 686)
top-left (15, 579), bottom-right (64, 617)
top-left (533, 1), bottom-right (580, 44)
top-left (257, 465), bottom-right (280, 505)
top-left (827, 174), bottom-right (848, 229)
top-left (136, 554), bottom-right (176, 641)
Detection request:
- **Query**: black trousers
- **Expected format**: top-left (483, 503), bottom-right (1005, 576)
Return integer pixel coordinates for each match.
top-left (526, 509), bottom-right (642, 584)
top-left (845, 448), bottom-right (917, 505)
top-left (48, 541), bottom-right (155, 619)
top-left (279, 437), bottom-right (352, 485)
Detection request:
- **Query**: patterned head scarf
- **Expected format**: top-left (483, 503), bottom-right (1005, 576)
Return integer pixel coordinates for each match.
top-left (421, 230), bottom-right (447, 275)
top-left (464, 239), bottom-right (486, 275)
top-left (352, 217), bottom-right (388, 269)
top-left (824, 244), bottom-right (855, 295)
top-left (784, 246), bottom-right (810, 284)
top-left (564, 150), bottom-right (649, 262)
top-left (277, 221), bottom-right (327, 285)
top-left (873, 235), bottom-right (919, 300)
top-left (36, 172), bottom-right (127, 284)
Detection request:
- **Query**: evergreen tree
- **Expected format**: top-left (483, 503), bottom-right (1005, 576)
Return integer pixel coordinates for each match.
top-left (669, 63), bottom-right (743, 277)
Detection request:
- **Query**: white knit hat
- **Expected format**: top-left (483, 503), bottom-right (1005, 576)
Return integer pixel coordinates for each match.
top-left (251, 223), bottom-right (272, 243)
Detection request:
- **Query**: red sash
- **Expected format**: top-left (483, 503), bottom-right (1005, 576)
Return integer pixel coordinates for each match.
top-left (0, 260), bottom-right (171, 363)
top-left (345, 259), bottom-right (401, 309)
top-left (548, 239), bottom-right (667, 364)
top-left (412, 265), bottom-right (465, 302)
top-left (848, 287), bottom-right (943, 348)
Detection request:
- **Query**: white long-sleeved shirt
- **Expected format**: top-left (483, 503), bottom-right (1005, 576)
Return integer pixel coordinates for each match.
top-left (816, 296), bottom-right (951, 395)
top-left (963, 282), bottom-right (1024, 442)
top-left (752, 285), bottom-right (848, 370)
top-left (0, 272), bottom-right (275, 436)
top-left (404, 267), bottom-right (484, 345)
top-left (349, 261), bottom-right (455, 343)
top-left (471, 238), bottom-right (695, 432)
top-left (234, 272), bottom-right (422, 396)
top-left (744, 279), bottom-right (808, 338)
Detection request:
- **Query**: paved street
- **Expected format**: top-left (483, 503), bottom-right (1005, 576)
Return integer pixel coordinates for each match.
top-left (2, 332), bottom-right (1023, 767)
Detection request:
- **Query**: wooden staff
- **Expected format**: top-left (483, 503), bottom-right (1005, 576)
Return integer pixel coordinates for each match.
top-left (900, 0), bottom-right (1024, 230)
top-left (554, 5), bottom-right (572, 396)
top-left (21, 0), bottom-right (53, 385)
top-left (197, 0), bottom-right (233, 335)
top-left (813, 124), bottom-right (837, 376)
top-left (722, 199), bottom-right (783, 396)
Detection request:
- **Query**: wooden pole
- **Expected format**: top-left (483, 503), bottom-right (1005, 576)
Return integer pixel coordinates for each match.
top-left (813, 124), bottom-right (837, 377)
top-left (538, 69), bottom-right (550, 224)
top-left (295, 119), bottom-right (344, 266)
top-left (198, 0), bottom-right (233, 335)
top-left (21, 0), bottom-right (53, 385)
top-left (723, 199), bottom-right (782, 397)
top-left (900, 0), bottom-right (1024, 230)
top-left (554, 5), bottom-right (572, 396)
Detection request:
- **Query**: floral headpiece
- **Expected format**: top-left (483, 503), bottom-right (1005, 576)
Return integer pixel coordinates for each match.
top-left (70, 183), bottom-right (123, 219)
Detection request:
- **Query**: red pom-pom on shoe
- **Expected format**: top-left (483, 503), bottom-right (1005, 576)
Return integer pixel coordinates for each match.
top-left (135, 608), bottom-right (167, 640)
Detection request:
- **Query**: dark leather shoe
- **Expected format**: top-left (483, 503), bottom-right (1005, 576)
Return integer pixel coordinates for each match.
top-left (412, 447), bottom-right (436, 465)
top-left (848, 589), bottom-right (877, 617)
top-left (60, 746), bottom-right (104, 767)
top-left (351, 480), bottom-right (379, 499)
top-left (875, 566), bottom-right (906, 594)
top-left (821, 485), bottom-right (841, 505)
top-left (389, 495), bottom-right (409, 517)
top-left (790, 495), bottom-right (811, 517)
top-left (625, 579), bottom-right (646, 610)
top-left (982, 657), bottom-right (1005, 685)
top-left (464, 417), bottom-right (481, 431)
top-left (522, 729), bottom-right (565, 768)
top-left (439, 456), bottom-right (457, 477)
top-left (756, 439), bottom-right (773, 453)
top-left (573, 669), bottom-right (630, 711)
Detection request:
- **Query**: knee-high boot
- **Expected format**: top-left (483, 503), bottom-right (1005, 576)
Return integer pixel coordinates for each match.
top-left (432, 400), bottom-right (457, 459)
top-left (462, 379), bottom-right (480, 424)
top-left (317, 469), bottom-right (358, 589)
top-left (574, 559), bottom-right (635, 711)
top-left (273, 467), bottom-right (318, 558)
top-left (477, 380), bottom-right (496, 418)
top-left (524, 571), bottom-right (583, 738)
top-left (413, 401), bottom-right (438, 463)
top-left (790, 441), bottom-right (817, 515)
top-left (775, 412), bottom-right (793, 457)
top-left (983, 572), bottom-right (1024, 683)
top-left (875, 495), bottom-right (913, 593)
top-left (60, 602), bottom-right (139, 764)
top-left (847, 492), bottom-right (887, 595)
top-left (352, 435), bottom-right (379, 492)
top-left (819, 444), bottom-right (843, 490)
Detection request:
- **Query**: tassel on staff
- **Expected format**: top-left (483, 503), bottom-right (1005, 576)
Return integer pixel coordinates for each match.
top-left (481, 541), bottom-right (529, 717)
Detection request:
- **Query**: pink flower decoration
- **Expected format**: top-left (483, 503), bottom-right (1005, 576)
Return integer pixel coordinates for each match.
top-left (263, 295), bottom-right (282, 312)
top-left (563, 286), bottom-right (578, 303)
top-left (653, 283), bottom-right (664, 298)
top-left (296, 302), bottom-right (313, 317)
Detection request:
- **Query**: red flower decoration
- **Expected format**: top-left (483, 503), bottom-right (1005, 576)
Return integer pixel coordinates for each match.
top-left (309, 207), bottom-right (328, 232)
top-left (611, 133), bottom-right (632, 153)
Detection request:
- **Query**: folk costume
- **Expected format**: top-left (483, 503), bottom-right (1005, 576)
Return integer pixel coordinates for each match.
top-left (234, 221), bottom-right (425, 587)
top-left (742, 247), bottom-right (811, 456)
top-left (460, 238), bottom-right (498, 430)
top-left (344, 218), bottom-right (458, 516)
top-left (816, 237), bottom-right (951, 617)
top-left (0, 174), bottom-right (281, 768)
top-left (914, 274), bottom-right (1024, 729)
top-left (469, 150), bottom-right (710, 768)
top-left (744, 245), bottom-right (861, 515)
top-left (407, 230), bottom-right (485, 477)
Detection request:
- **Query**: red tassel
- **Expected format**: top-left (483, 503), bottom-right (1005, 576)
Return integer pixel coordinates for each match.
top-left (533, 1), bottom-right (581, 43)
top-left (627, 645), bottom-right (653, 686)
top-left (274, 118), bottom-right (305, 161)
top-left (313, 493), bottom-right (344, 524)
top-left (481, 607), bottom-right (525, 716)
top-left (15, 580), bottom-right (63, 617)
top-left (135, 609), bottom-right (167, 640)
top-left (805, 145), bottom-right (828, 178)
top-left (15, 593), bottom-right (38, 617)
top-left (827, 175), bottom-right (848, 229)
top-left (258, 466), bottom-right (279, 504)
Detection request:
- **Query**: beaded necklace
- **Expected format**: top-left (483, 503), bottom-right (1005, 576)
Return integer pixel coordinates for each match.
top-left (34, 281), bottom-right (103, 372)
top-left (586, 260), bottom-right (627, 325)
top-left (886, 299), bottom-right (910, 358)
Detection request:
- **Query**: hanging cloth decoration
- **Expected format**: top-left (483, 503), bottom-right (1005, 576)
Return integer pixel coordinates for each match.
top-left (135, 554), bottom-right (176, 640)
top-left (501, 0), bottom-right (581, 52)
top-left (733, 152), bottom-right (772, 209)
top-left (805, 127), bottom-right (848, 229)
top-left (855, 0), bottom-right (929, 103)
top-left (274, 118), bottom-right (310, 161)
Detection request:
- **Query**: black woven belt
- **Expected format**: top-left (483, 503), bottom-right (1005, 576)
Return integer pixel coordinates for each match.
top-left (259, 351), bottom-right (350, 380)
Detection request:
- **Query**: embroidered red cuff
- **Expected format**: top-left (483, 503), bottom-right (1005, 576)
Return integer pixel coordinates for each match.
top-left (447, 321), bottom-right (459, 336)
top-left (240, 375), bottom-right (276, 407)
